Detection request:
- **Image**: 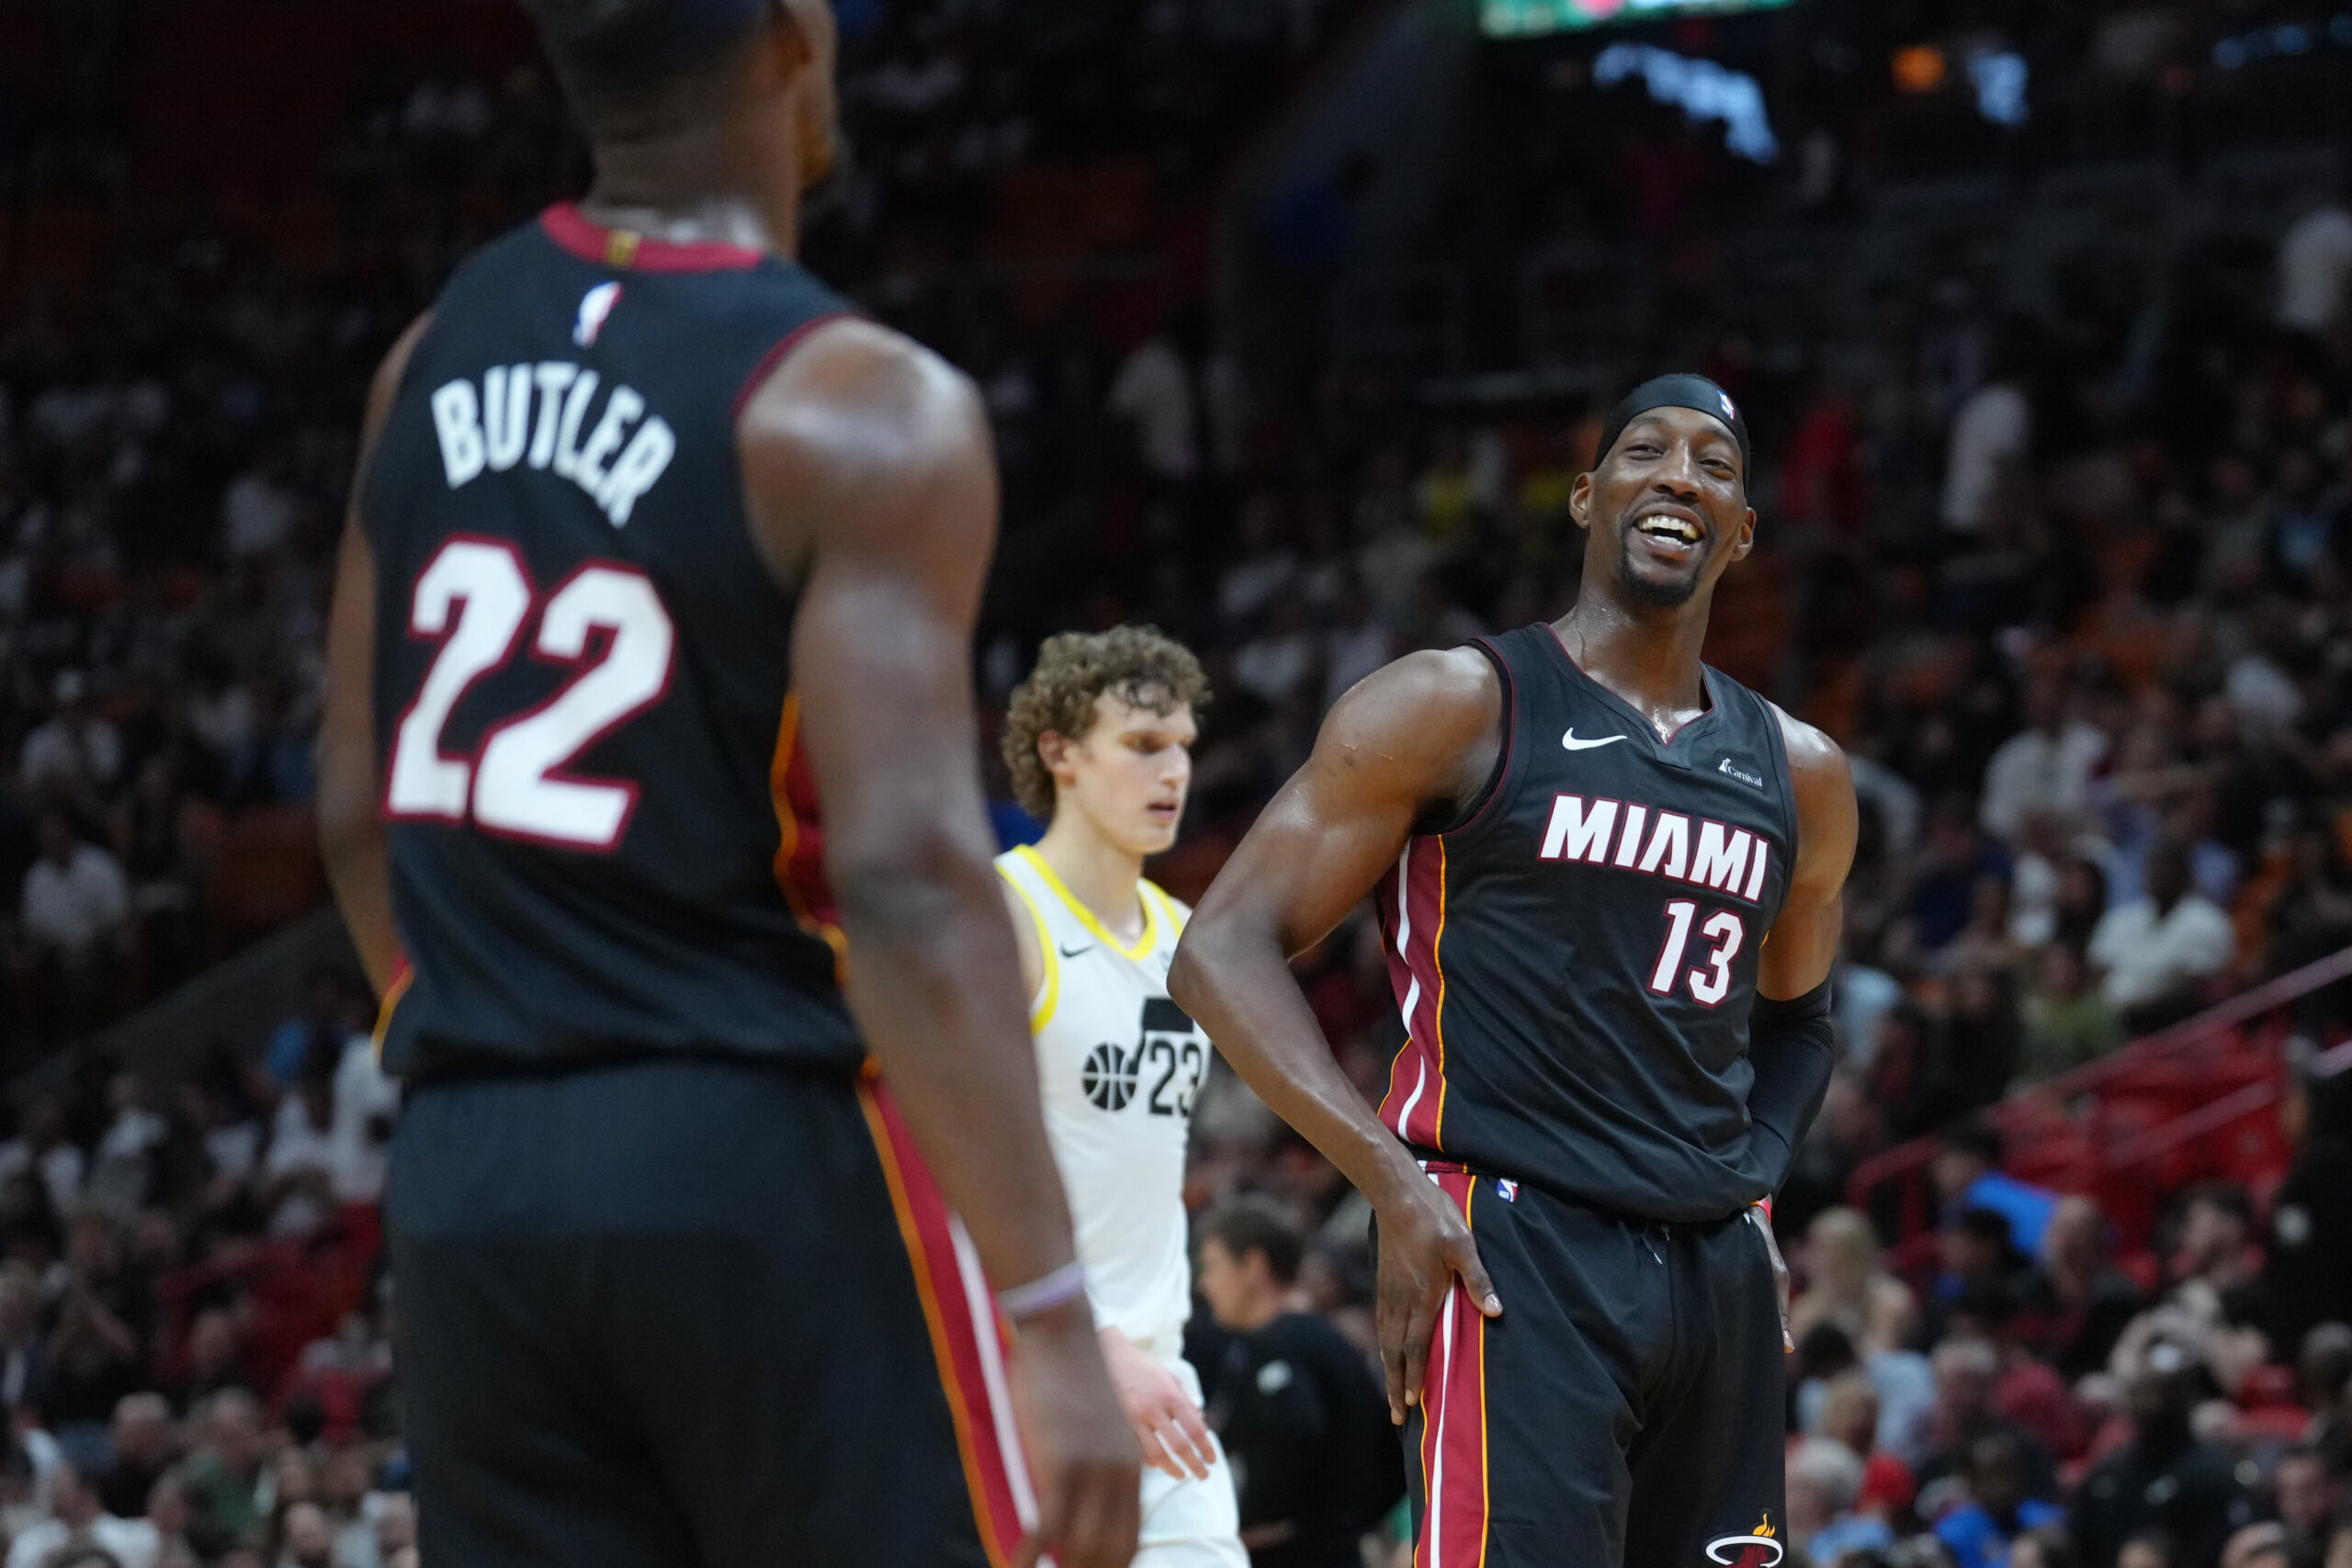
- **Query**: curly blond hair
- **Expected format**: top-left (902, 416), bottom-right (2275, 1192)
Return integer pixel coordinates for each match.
top-left (1001, 626), bottom-right (1210, 819)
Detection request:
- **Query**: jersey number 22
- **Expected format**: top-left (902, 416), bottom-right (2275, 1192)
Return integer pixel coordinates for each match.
top-left (386, 536), bottom-right (675, 851)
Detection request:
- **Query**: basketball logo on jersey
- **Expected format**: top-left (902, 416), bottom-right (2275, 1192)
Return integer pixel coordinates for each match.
top-left (574, 281), bottom-right (624, 347)
top-left (1704, 1513), bottom-right (1781, 1566)
top-left (1082, 1043), bottom-right (1141, 1111)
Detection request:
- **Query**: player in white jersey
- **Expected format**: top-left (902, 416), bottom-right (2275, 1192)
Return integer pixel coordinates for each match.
top-left (997, 627), bottom-right (1248, 1568)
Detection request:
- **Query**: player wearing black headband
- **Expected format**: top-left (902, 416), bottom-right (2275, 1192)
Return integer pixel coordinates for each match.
top-left (1170, 376), bottom-right (1857, 1567)
top-left (317, 3), bottom-right (1137, 1566)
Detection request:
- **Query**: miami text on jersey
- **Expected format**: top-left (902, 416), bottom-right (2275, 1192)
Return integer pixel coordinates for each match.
top-left (1536, 791), bottom-right (1772, 904)
top-left (427, 361), bottom-right (678, 526)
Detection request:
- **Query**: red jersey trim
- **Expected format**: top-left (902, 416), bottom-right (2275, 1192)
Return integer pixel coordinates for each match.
top-left (540, 202), bottom-right (768, 273)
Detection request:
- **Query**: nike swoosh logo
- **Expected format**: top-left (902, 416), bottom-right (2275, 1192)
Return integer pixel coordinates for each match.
top-left (1059, 943), bottom-right (1093, 959)
top-left (1561, 729), bottom-right (1628, 751)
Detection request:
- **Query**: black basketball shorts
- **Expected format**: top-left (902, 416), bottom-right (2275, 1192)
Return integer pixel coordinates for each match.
top-left (388, 1056), bottom-right (1033, 1568)
top-left (1400, 1168), bottom-right (1788, 1568)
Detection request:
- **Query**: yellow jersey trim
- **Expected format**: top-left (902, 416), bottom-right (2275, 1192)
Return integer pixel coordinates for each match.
top-left (996, 863), bottom-right (1061, 1032)
top-left (1010, 844), bottom-right (1162, 963)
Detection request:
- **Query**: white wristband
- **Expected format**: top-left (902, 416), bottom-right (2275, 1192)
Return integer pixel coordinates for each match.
top-left (997, 1260), bottom-right (1089, 1319)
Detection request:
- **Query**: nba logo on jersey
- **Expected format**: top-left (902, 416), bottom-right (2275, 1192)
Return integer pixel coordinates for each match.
top-left (574, 281), bottom-right (624, 347)
top-left (1496, 1178), bottom-right (1519, 1202)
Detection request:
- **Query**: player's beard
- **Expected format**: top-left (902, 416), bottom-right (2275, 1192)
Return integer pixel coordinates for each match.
top-left (1613, 528), bottom-right (1705, 609)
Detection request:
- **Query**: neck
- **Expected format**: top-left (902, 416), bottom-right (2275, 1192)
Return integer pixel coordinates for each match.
top-left (580, 119), bottom-right (801, 258)
top-left (1229, 1289), bottom-right (1289, 1335)
top-left (1034, 813), bottom-right (1147, 943)
top-left (1552, 578), bottom-right (1713, 735)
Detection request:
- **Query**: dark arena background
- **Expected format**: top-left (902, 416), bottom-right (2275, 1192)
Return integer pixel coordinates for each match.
top-left (0, 1), bottom-right (2346, 1565)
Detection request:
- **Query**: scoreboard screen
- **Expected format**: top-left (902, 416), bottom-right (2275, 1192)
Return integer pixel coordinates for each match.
top-left (1483, 0), bottom-right (1797, 38)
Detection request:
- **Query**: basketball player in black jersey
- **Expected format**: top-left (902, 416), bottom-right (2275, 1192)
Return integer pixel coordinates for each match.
top-left (1170, 376), bottom-right (1858, 1568)
top-left (317, 3), bottom-right (1136, 1565)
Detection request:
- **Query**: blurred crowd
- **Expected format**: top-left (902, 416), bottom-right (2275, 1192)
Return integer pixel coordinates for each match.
top-left (0, 1), bottom-right (2343, 1566)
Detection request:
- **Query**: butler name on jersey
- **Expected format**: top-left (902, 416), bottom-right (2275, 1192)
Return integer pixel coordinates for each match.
top-left (997, 844), bottom-right (1205, 1356)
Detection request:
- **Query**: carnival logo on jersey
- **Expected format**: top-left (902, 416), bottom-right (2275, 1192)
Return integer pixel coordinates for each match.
top-left (1718, 757), bottom-right (1764, 789)
top-left (1704, 1513), bottom-right (1781, 1566)
top-left (573, 281), bottom-right (624, 347)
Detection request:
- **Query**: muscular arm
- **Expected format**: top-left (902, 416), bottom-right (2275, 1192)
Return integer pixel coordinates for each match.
top-left (1168, 650), bottom-right (1504, 1422)
top-left (320, 314), bottom-right (433, 998)
top-left (739, 319), bottom-right (1133, 1566)
top-left (1745, 709), bottom-right (1859, 1188)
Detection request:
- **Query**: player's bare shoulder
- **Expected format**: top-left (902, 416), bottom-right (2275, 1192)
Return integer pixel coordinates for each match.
top-left (1766, 701), bottom-right (1858, 879)
top-left (1316, 647), bottom-right (1502, 811)
top-left (735, 317), bottom-right (992, 581)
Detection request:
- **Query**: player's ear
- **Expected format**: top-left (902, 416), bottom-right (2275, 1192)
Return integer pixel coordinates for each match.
top-left (1731, 505), bottom-right (1757, 561)
top-left (1568, 471), bottom-right (1593, 533)
top-left (1037, 729), bottom-right (1074, 780)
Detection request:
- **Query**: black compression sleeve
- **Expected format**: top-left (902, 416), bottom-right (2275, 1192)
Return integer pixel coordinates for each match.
top-left (1746, 979), bottom-right (1835, 1195)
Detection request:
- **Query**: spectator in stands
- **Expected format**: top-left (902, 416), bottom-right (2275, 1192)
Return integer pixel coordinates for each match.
top-left (175, 1389), bottom-right (269, 1560)
top-left (2087, 838), bottom-right (2235, 1032)
top-left (147, 1472), bottom-right (198, 1568)
top-left (2262, 1055), bottom-right (2352, 1359)
top-left (1937, 1430), bottom-right (2068, 1568)
top-left (2110, 1183), bottom-right (2269, 1396)
top-left (1981, 681), bottom-right (2108, 848)
top-left (2020, 1196), bottom-right (2146, 1382)
top-left (1790, 1436), bottom-right (1896, 1563)
top-left (2073, 1356), bottom-right (2254, 1568)
top-left (2018, 943), bottom-right (2125, 1083)
top-left (2327, 1519), bottom-right (2352, 1568)
top-left (1948, 1286), bottom-right (2092, 1465)
top-left (1795, 1207), bottom-right (1921, 1359)
top-left (2269, 1447), bottom-right (2337, 1567)
top-left (1916, 1337), bottom-right (2058, 1507)
top-left (275, 1498), bottom-right (334, 1568)
top-left (2301, 1326), bottom-right (2352, 1456)
top-left (0, 1261), bottom-right (46, 1413)
top-left (1920, 1212), bottom-right (2030, 1358)
top-left (20, 673), bottom-right (123, 809)
top-left (99, 1393), bottom-right (175, 1522)
top-left (86, 1074), bottom-right (164, 1223)
top-left (2218, 1522), bottom-right (2290, 1568)
top-left (42, 1209), bottom-right (153, 1434)
top-left (1815, 1369), bottom-right (1921, 1519)
top-left (1197, 1201), bottom-right (1399, 1568)
top-left (2011, 1529), bottom-right (2083, 1568)
top-left (263, 971), bottom-right (365, 1089)
top-left (0, 1096), bottom-right (86, 1218)
top-left (1932, 1119), bottom-right (2060, 1259)
top-left (1941, 325), bottom-right (2034, 540)
top-left (2277, 186), bottom-right (2352, 338)
top-left (15, 813), bottom-right (134, 1036)
top-left (5, 1457), bottom-right (159, 1568)
top-left (167, 1309), bottom-right (254, 1413)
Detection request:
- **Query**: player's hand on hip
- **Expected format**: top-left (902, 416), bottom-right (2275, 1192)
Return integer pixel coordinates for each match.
top-left (1374, 1175), bottom-right (1501, 1427)
top-left (1011, 1303), bottom-right (1144, 1568)
top-left (1751, 1201), bottom-right (1793, 1352)
top-left (1100, 1325), bottom-right (1216, 1481)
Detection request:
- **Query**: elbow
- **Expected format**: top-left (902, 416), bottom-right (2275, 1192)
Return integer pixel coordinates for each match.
top-left (1166, 932), bottom-right (1207, 1016)
top-left (1167, 912), bottom-right (1244, 1018)
top-left (827, 828), bottom-right (993, 942)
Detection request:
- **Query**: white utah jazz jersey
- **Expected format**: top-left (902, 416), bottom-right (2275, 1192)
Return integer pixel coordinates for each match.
top-left (996, 844), bottom-right (1207, 1356)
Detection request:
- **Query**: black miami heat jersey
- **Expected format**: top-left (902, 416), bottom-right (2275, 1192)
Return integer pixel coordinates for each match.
top-left (359, 203), bottom-right (859, 1078)
top-left (1374, 624), bottom-right (1801, 1223)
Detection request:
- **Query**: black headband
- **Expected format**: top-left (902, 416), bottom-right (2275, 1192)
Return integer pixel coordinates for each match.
top-left (1596, 373), bottom-right (1751, 473)
top-left (537, 0), bottom-right (775, 93)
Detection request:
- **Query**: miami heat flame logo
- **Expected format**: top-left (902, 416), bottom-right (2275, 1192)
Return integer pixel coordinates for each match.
top-left (1704, 1512), bottom-right (1781, 1566)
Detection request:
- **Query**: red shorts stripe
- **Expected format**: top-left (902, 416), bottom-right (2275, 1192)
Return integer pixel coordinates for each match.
top-left (1415, 1172), bottom-right (1489, 1568)
top-left (1377, 840), bottom-right (1452, 1148)
top-left (859, 1081), bottom-right (1035, 1567)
